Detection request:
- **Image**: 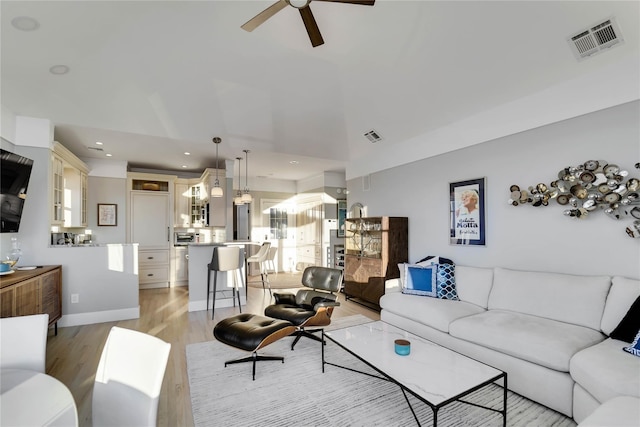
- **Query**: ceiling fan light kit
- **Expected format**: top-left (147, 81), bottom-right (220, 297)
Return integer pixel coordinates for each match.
top-left (241, 0), bottom-right (375, 48)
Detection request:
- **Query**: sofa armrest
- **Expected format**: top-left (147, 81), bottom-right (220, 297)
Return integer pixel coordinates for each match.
top-left (385, 278), bottom-right (402, 293)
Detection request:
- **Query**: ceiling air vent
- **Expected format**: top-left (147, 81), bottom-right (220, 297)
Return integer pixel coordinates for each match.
top-left (568, 17), bottom-right (624, 61)
top-left (87, 146), bottom-right (104, 152)
top-left (364, 129), bottom-right (382, 143)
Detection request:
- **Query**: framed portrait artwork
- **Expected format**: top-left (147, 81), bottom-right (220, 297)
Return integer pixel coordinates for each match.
top-left (98, 203), bottom-right (117, 226)
top-left (337, 200), bottom-right (347, 237)
top-left (450, 178), bottom-right (486, 246)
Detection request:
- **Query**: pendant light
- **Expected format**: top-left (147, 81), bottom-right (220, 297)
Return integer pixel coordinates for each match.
top-left (234, 157), bottom-right (244, 205)
top-left (210, 137), bottom-right (223, 198)
top-left (241, 149), bottom-right (253, 203)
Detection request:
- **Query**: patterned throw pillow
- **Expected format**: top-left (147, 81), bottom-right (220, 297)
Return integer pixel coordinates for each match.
top-left (401, 264), bottom-right (437, 297)
top-left (611, 296), bottom-right (640, 342)
top-left (623, 330), bottom-right (640, 357)
top-left (436, 263), bottom-right (458, 300)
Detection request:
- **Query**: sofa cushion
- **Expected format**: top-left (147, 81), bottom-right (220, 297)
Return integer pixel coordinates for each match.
top-left (570, 338), bottom-right (640, 403)
top-left (379, 292), bottom-right (484, 333)
top-left (577, 396), bottom-right (640, 427)
top-left (449, 310), bottom-right (605, 371)
top-left (488, 267), bottom-right (611, 330)
top-left (601, 276), bottom-right (640, 336)
top-left (454, 265), bottom-right (493, 309)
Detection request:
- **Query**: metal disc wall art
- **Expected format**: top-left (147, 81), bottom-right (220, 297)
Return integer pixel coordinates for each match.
top-left (508, 161), bottom-right (640, 238)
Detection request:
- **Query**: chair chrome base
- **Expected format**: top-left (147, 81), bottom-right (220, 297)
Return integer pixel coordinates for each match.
top-left (224, 352), bottom-right (285, 380)
top-left (290, 328), bottom-right (324, 350)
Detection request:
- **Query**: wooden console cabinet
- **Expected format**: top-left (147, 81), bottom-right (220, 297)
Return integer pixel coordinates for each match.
top-left (343, 217), bottom-right (408, 310)
top-left (0, 266), bottom-right (62, 332)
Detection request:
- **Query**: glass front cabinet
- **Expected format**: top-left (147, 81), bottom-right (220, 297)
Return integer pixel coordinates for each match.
top-left (343, 216), bottom-right (408, 310)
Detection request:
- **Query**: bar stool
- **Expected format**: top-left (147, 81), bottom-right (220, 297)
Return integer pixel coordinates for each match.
top-left (246, 242), bottom-right (272, 295)
top-left (207, 246), bottom-right (245, 320)
top-left (266, 246), bottom-right (278, 274)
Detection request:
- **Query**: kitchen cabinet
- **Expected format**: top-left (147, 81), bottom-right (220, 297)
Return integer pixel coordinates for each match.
top-left (0, 266), bottom-right (62, 333)
top-left (190, 184), bottom-right (205, 226)
top-left (50, 142), bottom-right (89, 227)
top-left (63, 167), bottom-right (86, 227)
top-left (128, 173), bottom-right (173, 289)
top-left (81, 172), bottom-right (88, 225)
top-left (343, 216), bottom-right (408, 310)
top-left (295, 198), bottom-right (322, 269)
top-left (51, 153), bottom-right (64, 225)
top-left (203, 168), bottom-right (226, 227)
top-left (138, 249), bottom-right (170, 289)
top-left (174, 181), bottom-right (190, 227)
top-left (172, 247), bottom-right (188, 286)
top-left (173, 169), bottom-right (226, 229)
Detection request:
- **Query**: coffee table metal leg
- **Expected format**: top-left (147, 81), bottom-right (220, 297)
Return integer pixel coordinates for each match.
top-left (321, 329), bottom-right (325, 373)
top-left (502, 375), bottom-right (508, 427)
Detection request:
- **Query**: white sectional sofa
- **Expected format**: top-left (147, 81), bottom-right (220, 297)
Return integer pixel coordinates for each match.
top-left (380, 266), bottom-right (640, 424)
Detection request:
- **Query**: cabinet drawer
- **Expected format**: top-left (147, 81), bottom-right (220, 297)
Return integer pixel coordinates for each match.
top-left (139, 267), bottom-right (169, 284)
top-left (139, 250), bottom-right (169, 265)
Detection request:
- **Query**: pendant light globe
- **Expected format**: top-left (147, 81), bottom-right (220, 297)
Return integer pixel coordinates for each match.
top-left (234, 157), bottom-right (244, 205)
top-left (211, 137), bottom-right (224, 198)
top-left (241, 149), bottom-right (253, 203)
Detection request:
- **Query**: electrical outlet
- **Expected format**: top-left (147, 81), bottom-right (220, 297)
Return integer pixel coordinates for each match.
top-left (71, 294), bottom-right (79, 304)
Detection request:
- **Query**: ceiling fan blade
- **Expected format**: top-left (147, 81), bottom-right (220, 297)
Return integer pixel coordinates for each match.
top-left (241, 0), bottom-right (288, 32)
top-left (313, 0), bottom-right (375, 5)
top-left (299, 6), bottom-right (324, 47)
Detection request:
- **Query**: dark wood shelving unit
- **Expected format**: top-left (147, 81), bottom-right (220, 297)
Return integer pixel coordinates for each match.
top-left (343, 216), bottom-right (408, 310)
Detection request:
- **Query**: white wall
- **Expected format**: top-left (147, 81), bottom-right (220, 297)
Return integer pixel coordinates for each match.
top-left (347, 101), bottom-right (640, 279)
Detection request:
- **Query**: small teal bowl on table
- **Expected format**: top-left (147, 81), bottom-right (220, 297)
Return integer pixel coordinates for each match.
top-left (394, 339), bottom-right (411, 356)
top-left (0, 263), bottom-right (10, 273)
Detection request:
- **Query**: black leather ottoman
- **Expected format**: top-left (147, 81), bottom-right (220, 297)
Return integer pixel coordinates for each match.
top-left (213, 313), bottom-right (295, 380)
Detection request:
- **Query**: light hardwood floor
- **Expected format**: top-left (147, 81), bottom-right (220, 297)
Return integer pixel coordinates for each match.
top-left (46, 273), bottom-right (380, 427)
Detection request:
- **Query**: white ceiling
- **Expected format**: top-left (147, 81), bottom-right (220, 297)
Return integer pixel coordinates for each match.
top-left (1, 1), bottom-right (638, 183)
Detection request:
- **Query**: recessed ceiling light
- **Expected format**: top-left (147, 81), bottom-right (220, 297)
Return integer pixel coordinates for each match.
top-left (290, 160), bottom-right (299, 164)
top-left (182, 165), bottom-right (188, 168)
top-left (11, 16), bottom-right (40, 31)
top-left (184, 152), bottom-right (190, 155)
top-left (96, 141), bottom-right (103, 145)
top-left (49, 65), bottom-right (70, 75)
top-left (105, 153), bottom-right (112, 157)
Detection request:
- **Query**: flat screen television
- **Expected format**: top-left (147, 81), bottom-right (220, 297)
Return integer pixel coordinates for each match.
top-left (1, 148), bottom-right (34, 233)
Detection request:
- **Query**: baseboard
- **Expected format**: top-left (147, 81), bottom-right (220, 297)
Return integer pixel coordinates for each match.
top-left (57, 306), bottom-right (140, 327)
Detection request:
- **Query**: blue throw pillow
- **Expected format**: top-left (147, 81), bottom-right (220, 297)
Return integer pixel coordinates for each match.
top-left (402, 264), bottom-right (437, 297)
top-left (623, 330), bottom-right (640, 357)
top-left (436, 263), bottom-right (459, 300)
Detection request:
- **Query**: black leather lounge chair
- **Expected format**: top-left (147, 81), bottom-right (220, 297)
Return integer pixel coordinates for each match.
top-left (264, 266), bottom-right (343, 350)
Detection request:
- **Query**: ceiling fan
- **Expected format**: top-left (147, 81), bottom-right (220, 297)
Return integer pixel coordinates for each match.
top-left (241, 0), bottom-right (375, 48)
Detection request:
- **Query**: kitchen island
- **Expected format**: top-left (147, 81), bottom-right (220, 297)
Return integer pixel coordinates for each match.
top-left (187, 241), bottom-right (260, 313)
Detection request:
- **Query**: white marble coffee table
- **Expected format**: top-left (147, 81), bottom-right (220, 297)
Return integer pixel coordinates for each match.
top-left (323, 321), bottom-right (506, 426)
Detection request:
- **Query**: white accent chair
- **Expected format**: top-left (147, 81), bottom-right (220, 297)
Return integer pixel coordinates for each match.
top-left (246, 242), bottom-right (272, 294)
top-left (92, 326), bottom-right (171, 427)
top-left (0, 314), bottom-right (49, 372)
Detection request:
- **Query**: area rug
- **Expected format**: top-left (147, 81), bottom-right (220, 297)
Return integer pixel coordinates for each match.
top-left (186, 315), bottom-right (576, 426)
